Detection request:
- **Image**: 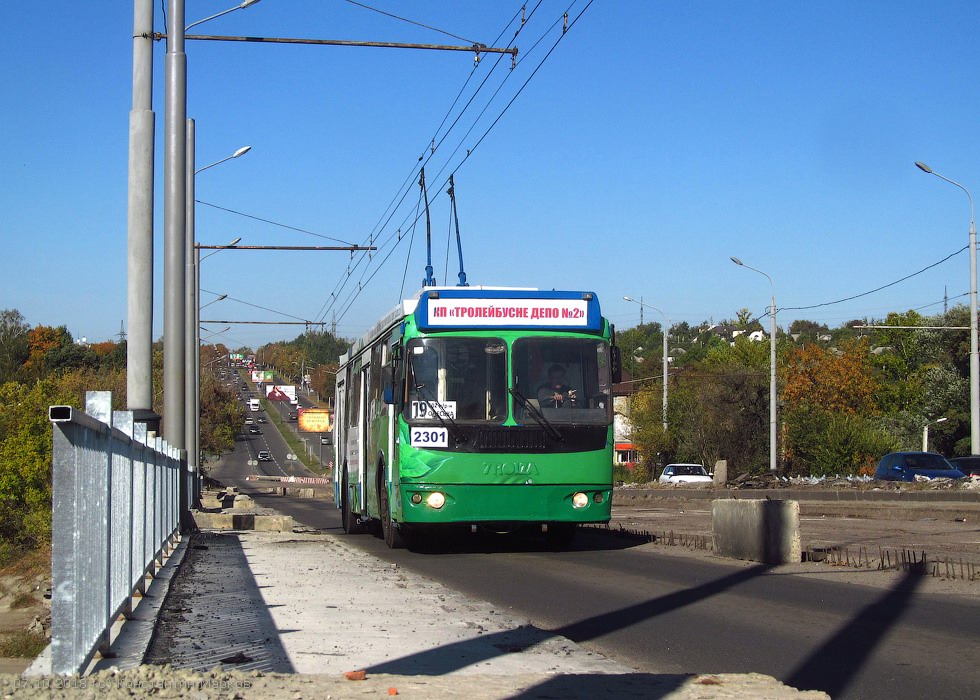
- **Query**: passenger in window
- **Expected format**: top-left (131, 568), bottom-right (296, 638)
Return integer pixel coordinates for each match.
top-left (537, 364), bottom-right (577, 408)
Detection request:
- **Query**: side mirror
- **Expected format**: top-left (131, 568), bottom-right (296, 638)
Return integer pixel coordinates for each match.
top-left (611, 345), bottom-right (623, 384)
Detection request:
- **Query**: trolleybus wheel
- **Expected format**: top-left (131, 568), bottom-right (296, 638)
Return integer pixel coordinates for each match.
top-left (341, 467), bottom-right (364, 535)
top-left (378, 468), bottom-right (407, 549)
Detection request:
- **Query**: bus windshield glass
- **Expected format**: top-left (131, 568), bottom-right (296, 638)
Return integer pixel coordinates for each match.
top-left (405, 337), bottom-right (507, 424)
top-left (512, 337), bottom-right (612, 425)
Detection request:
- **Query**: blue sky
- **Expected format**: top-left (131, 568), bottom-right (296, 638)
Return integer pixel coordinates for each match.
top-left (2, 1), bottom-right (979, 350)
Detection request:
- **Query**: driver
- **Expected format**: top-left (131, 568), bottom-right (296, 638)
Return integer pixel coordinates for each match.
top-left (537, 364), bottom-right (576, 408)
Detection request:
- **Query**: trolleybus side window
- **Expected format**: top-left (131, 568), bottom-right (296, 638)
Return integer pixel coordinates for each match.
top-left (405, 337), bottom-right (507, 424)
top-left (347, 364), bottom-right (360, 429)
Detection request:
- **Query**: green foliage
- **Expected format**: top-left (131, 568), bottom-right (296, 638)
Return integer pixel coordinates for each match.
top-left (0, 310), bottom-right (30, 384)
top-left (784, 406), bottom-right (897, 476)
top-left (0, 380), bottom-right (73, 552)
top-left (198, 371), bottom-right (243, 467)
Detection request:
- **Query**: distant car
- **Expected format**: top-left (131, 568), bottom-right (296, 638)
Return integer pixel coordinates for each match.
top-left (257, 451), bottom-right (272, 461)
top-left (257, 417), bottom-right (267, 424)
top-left (945, 456), bottom-right (980, 478)
top-left (659, 463), bottom-right (713, 485)
top-left (873, 452), bottom-right (966, 482)
top-left (288, 412), bottom-right (298, 421)
top-left (244, 417), bottom-right (254, 425)
top-left (320, 434), bottom-right (332, 445)
top-left (248, 426), bottom-right (260, 435)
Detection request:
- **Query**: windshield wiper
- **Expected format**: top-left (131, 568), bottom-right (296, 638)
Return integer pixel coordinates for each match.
top-left (509, 388), bottom-right (563, 442)
top-left (414, 383), bottom-right (467, 445)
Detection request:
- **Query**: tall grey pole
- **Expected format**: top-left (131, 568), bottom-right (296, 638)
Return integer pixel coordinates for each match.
top-left (184, 119), bottom-right (197, 482)
top-left (915, 162), bottom-right (978, 454)
top-left (623, 296), bottom-right (669, 431)
top-left (164, 0), bottom-right (186, 447)
top-left (768, 293), bottom-right (778, 475)
top-left (195, 245), bottom-right (201, 491)
top-left (730, 258), bottom-right (778, 474)
top-left (127, 0), bottom-right (157, 428)
top-left (163, 0), bottom-right (188, 522)
top-left (662, 318), bottom-right (669, 432)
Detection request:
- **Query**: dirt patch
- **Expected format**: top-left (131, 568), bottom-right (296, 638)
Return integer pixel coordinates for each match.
top-left (0, 547), bottom-right (51, 672)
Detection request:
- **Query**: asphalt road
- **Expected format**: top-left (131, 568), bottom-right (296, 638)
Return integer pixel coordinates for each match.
top-left (210, 452), bottom-right (980, 700)
top-left (213, 371), bottom-right (979, 699)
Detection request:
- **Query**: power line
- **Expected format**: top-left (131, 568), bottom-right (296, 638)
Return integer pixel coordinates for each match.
top-left (331, 2), bottom-right (592, 326)
top-left (780, 245), bottom-right (967, 313)
top-left (201, 288), bottom-right (309, 322)
top-left (196, 200), bottom-right (357, 246)
top-left (342, 0), bottom-right (482, 45)
top-left (313, 4), bottom-right (540, 325)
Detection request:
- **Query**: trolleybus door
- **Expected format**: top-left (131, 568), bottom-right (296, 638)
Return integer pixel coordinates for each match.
top-left (358, 362), bottom-right (370, 512)
top-left (333, 377), bottom-right (345, 504)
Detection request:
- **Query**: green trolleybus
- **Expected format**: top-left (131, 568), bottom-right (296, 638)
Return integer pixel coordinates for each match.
top-left (333, 287), bottom-right (622, 548)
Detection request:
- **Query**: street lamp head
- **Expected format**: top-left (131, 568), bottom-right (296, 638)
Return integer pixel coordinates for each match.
top-left (914, 161), bottom-right (933, 175)
top-left (937, 417), bottom-right (949, 424)
top-left (730, 256), bottom-right (744, 266)
top-left (228, 237), bottom-right (242, 247)
top-left (216, 294), bottom-right (228, 302)
top-left (233, 146), bottom-right (252, 158)
top-left (241, 0), bottom-right (261, 7)
top-left (623, 296), bottom-right (635, 302)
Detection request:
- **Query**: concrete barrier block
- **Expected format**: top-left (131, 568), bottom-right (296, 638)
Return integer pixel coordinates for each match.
top-left (713, 459), bottom-right (728, 486)
top-left (712, 498), bottom-right (801, 564)
top-left (231, 494), bottom-right (255, 510)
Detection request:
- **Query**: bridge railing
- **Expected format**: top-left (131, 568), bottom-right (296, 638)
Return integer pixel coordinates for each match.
top-left (48, 391), bottom-right (184, 675)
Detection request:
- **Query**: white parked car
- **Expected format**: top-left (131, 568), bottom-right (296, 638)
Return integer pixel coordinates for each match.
top-left (659, 463), bottom-right (713, 485)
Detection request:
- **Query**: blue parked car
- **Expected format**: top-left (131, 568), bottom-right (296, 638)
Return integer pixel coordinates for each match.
top-left (873, 452), bottom-right (966, 482)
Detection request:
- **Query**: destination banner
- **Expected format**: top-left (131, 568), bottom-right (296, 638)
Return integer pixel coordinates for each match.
top-left (427, 299), bottom-right (589, 327)
top-left (414, 290), bottom-right (603, 332)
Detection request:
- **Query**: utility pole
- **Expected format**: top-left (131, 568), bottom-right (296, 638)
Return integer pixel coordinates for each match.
top-left (163, 0), bottom-right (188, 524)
top-left (127, 0), bottom-right (159, 430)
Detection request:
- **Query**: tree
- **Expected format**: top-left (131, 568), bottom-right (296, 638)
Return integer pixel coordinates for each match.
top-left (789, 319), bottom-right (829, 337)
top-left (782, 339), bottom-right (878, 416)
top-left (0, 309), bottom-right (30, 384)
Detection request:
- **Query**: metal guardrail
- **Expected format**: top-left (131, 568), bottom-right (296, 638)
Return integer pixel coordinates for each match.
top-left (48, 391), bottom-right (185, 676)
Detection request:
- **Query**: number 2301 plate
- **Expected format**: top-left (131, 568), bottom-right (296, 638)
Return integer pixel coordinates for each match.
top-left (410, 427), bottom-right (449, 448)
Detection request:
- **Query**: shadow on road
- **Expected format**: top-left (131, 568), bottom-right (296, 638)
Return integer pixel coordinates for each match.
top-left (785, 572), bottom-right (924, 697)
top-left (145, 532), bottom-right (296, 674)
top-left (404, 523), bottom-right (654, 555)
top-left (367, 561), bottom-right (772, 680)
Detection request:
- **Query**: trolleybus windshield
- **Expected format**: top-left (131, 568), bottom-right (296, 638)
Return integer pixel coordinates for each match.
top-left (512, 337), bottom-right (612, 425)
top-left (405, 337), bottom-right (508, 424)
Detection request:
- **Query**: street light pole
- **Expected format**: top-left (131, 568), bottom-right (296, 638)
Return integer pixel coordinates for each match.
top-left (187, 134), bottom-right (249, 492)
top-left (730, 257), bottom-right (779, 474)
top-left (623, 296), bottom-right (669, 431)
top-left (915, 161), bottom-right (978, 455)
top-left (922, 417), bottom-right (949, 452)
top-left (195, 237), bottom-right (240, 481)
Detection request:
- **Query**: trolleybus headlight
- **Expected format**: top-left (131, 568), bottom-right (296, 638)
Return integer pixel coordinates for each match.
top-left (572, 492), bottom-right (589, 509)
top-left (594, 492), bottom-right (604, 504)
top-left (410, 493), bottom-right (423, 505)
top-left (426, 492), bottom-right (446, 509)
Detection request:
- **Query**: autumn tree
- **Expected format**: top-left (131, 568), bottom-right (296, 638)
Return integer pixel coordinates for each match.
top-left (782, 339), bottom-right (893, 475)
